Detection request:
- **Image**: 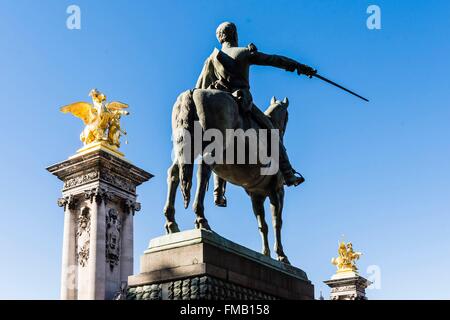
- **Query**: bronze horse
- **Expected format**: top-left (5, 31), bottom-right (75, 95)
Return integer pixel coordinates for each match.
top-left (163, 89), bottom-right (291, 263)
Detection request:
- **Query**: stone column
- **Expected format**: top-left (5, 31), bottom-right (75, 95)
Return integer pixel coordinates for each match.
top-left (58, 196), bottom-right (77, 300)
top-left (47, 148), bottom-right (153, 300)
top-left (120, 200), bottom-right (139, 285)
top-left (86, 189), bottom-right (108, 299)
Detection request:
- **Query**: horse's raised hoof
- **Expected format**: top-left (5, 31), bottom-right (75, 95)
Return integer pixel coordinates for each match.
top-left (277, 255), bottom-right (291, 265)
top-left (195, 218), bottom-right (212, 231)
top-left (165, 222), bottom-right (180, 234)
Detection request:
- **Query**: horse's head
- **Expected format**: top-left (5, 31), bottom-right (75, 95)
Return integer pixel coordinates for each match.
top-left (264, 96), bottom-right (289, 137)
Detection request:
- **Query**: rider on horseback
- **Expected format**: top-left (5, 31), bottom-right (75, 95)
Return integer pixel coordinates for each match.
top-left (196, 22), bottom-right (317, 207)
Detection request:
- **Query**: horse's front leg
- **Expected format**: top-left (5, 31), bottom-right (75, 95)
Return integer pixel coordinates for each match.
top-left (269, 188), bottom-right (290, 264)
top-left (192, 160), bottom-right (212, 230)
top-left (163, 160), bottom-right (181, 234)
top-left (250, 194), bottom-right (270, 257)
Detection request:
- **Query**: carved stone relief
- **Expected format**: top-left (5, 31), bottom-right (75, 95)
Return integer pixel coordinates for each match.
top-left (62, 168), bottom-right (136, 194)
top-left (76, 207), bottom-right (91, 267)
top-left (63, 171), bottom-right (99, 190)
top-left (78, 240), bottom-right (90, 267)
top-left (106, 208), bottom-right (121, 270)
top-left (76, 207), bottom-right (91, 237)
top-left (100, 170), bottom-right (136, 193)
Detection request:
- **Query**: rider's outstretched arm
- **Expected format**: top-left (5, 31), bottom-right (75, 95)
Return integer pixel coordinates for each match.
top-left (248, 46), bottom-right (315, 76)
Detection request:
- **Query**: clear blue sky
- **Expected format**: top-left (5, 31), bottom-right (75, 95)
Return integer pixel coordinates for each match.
top-left (0, 0), bottom-right (449, 299)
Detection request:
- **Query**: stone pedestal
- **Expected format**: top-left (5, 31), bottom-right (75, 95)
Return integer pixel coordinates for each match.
top-left (47, 148), bottom-right (152, 300)
top-left (324, 272), bottom-right (372, 300)
top-left (127, 229), bottom-right (314, 300)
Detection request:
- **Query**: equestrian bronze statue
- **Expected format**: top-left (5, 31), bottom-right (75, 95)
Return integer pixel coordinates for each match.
top-left (163, 22), bottom-right (367, 264)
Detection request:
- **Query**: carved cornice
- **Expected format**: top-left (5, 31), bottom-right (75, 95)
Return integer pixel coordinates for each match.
top-left (100, 169), bottom-right (136, 193)
top-left (331, 285), bottom-right (356, 293)
top-left (63, 171), bottom-right (99, 190)
top-left (61, 168), bottom-right (137, 194)
top-left (47, 149), bottom-right (153, 188)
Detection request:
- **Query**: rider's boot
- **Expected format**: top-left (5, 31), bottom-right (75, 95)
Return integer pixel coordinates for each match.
top-left (279, 145), bottom-right (305, 187)
top-left (247, 103), bottom-right (305, 187)
top-left (213, 175), bottom-right (227, 207)
top-left (283, 169), bottom-right (305, 187)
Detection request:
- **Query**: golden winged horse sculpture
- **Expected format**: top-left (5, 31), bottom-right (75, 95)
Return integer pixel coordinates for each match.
top-left (60, 89), bottom-right (129, 149)
top-left (331, 241), bottom-right (362, 274)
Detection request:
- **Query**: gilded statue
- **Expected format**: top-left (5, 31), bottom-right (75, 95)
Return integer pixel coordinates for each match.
top-left (60, 89), bottom-right (129, 148)
top-left (331, 241), bottom-right (362, 273)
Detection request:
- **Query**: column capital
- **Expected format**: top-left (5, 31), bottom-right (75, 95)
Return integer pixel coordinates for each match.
top-left (123, 199), bottom-right (141, 215)
top-left (84, 187), bottom-right (113, 204)
top-left (57, 195), bottom-right (78, 210)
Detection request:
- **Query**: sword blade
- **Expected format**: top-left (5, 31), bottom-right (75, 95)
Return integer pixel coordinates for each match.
top-left (313, 74), bottom-right (369, 102)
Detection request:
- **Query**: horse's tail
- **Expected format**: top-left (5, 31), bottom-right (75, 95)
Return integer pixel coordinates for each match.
top-left (172, 90), bottom-right (197, 208)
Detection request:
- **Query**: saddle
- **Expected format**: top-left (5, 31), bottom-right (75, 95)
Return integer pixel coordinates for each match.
top-left (208, 81), bottom-right (254, 129)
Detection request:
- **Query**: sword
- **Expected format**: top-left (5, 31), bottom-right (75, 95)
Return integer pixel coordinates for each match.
top-left (312, 73), bottom-right (369, 102)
